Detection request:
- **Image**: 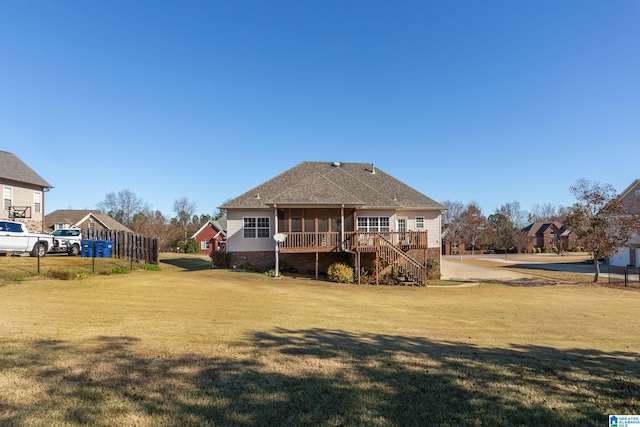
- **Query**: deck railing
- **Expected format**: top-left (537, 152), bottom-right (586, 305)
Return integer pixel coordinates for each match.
top-left (278, 230), bottom-right (428, 252)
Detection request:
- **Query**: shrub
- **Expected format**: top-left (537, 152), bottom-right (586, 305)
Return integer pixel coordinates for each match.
top-left (183, 239), bottom-right (200, 254)
top-left (264, 269), bottom-right (278, 277)
top-left (111, 267), bottom-right (130, 274)
top-left (210, 251), bottom-right (228, 268)
top-left (426, 259), bottom-right (440, 280)
top-left (75, 270), bottom-right (89, 279)
top-left (141, 263), bottom-right (161, 271)
top-left (237, 262), bottom-right (252, 272)
top-left (327, 262), bottom-right (354, 283)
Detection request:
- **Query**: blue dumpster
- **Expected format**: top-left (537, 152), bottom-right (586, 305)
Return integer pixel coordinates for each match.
top-left (81, 240), bottom-right (93, 257)
top-left (80, 240), bottom-right (113, 258)
top-left (93, 240), bottom-right (113, 258)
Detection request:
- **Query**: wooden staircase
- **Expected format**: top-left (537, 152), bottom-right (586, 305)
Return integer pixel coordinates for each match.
top-left (377, 235), bottom-right (427, 286)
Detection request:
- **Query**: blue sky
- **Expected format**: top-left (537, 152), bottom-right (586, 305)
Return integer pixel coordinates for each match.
top-left (2, 1), bottom-right (639, 218)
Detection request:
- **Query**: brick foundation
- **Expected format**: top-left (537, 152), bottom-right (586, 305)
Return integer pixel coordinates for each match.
top-left (228, 247), bottom-right (442, 278)
top-left (227, 251), bottom-right (356, 275)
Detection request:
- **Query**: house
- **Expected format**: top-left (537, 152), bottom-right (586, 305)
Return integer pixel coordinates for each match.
top-left (44, 210), bottom-right (133, 233)
top-left (609, 179), bottom-right (640, 267)
top-left (191, 216), bottom-right (227, 255)
top-left (521, 221), bottom-right (580, 253)
top-left (0, 150), bottom-right (53, 232)
top-left (220, 161), bottom-right (445, 284)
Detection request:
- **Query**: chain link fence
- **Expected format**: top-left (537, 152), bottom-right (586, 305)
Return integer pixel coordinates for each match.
top-left (606, 266), bottom-right (640, 287)
top-left (0, 251), bottom-right (140, 282)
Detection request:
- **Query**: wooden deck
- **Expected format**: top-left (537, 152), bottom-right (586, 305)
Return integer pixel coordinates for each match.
top-left (278, 231), bottom-right (428, 253)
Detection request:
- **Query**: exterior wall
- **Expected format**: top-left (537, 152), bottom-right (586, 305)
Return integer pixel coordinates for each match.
top-left (226, 209), bottom-right (275, 253)
top-left (357, 209), bottom-right (441, 248)
top-left (194, 226), bottom-right (216, 255)
top-left (621, 182), bottom-right (640, 214)
top-left (279, 252), bottom-right (353, 275)
top-left (227, 251), bottom-right (275, 270)
top-left (442, 241), bottom-right (466, 255)
top-left (0, 181), bottom-right (45, 225)
top-left (14, 219), bottom-right (44, 233)
top-left (76, 217), bottom-right (109, 230)
top-left (610, 247), bottom-right (630, 267)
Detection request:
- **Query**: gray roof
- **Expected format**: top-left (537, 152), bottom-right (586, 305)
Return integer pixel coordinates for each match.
top-left (0, 150), bottom-right (52, 188)
top-left (221, 161), bottom-right (445, 210)
top-left (211, 215), bottom-right (227, 233)
top-left (45, 210), bottom-right (132, 232)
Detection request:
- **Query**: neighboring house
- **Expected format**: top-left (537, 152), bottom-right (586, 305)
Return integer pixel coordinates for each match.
top-left (521, 221), bottom-right (580, 253)
top-left (610, 179), bottom-right (640, 267)
top-left (441, 228), bottom-right (468, 255)
top-left (220, 161), bottom-right (445, 284)
top-left (191, 216), bottom-right (227, 255)
top-left (44, 210), bottom-right (133, 233)
top-left (0, 150), bottom-right (53, 232)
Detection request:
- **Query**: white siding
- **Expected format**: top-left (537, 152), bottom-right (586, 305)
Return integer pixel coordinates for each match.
top-left (396, 209), bottom-right (442, 248)
top-left (0, 184), bottom-right (43, 222)
top-left (226, 209), bottom-right (275, 252)
top-left (610, 247), bottom-right (630, 267)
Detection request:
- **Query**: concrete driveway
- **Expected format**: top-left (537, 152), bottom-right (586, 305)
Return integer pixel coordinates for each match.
top-left (440, 254), bottom-right (597, 285)
top-left (441, 258), bottom-right (543, 282)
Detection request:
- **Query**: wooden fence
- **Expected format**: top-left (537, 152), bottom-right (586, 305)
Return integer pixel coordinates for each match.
top-left (83, 229), bottom-right (159, 265)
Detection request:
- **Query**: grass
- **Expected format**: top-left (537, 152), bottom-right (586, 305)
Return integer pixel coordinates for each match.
top-left (0, 253), bottom-right (639, 426)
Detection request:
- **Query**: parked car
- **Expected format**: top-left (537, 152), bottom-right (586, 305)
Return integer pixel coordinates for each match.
top-left (49, 228), bottom-right (82, 256)
top-left (0, 220), bottom-right (53, 257)
top-left (484, 249), bottom-right (496, 254)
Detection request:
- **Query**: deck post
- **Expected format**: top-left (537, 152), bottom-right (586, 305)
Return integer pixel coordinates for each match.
top-left (315, 251), bottom-right (319, 280)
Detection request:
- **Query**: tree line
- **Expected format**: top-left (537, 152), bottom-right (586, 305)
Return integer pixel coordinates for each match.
top-left (96, 189), bottom-right (224, 253)
top-left (442, 199), bottom-right (570, 255)
top-left (443, 178), bottom-right (640, 282)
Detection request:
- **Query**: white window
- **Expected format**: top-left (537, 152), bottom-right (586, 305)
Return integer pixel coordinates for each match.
top-left (34, 192), bottom-right (41, 213)
top-left (415, 216), bottom-right (425, 229)
top-left (3, 187), bottom-right (11, 211)
top-left (357, 216), bottom-right (390, 232)
top-left (201, 240), bottom-right (210, 250)
top-left (636, 190), bottom-right (640, 197)
top-left (243, 217), bottom-right (270, 238)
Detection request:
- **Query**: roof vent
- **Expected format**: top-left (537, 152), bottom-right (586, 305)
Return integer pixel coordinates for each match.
top-left (371, 163), bottom-right (376, 174)
top-left (254, 193), bottom-right (260, 200)
top-left (332, 162), bottom-right (341, 167)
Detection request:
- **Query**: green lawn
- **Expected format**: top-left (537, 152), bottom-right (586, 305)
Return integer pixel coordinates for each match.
top-left (0, 253), bottom-right (638, 426)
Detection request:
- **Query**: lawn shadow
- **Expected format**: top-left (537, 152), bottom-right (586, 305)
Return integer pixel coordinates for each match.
top-left (2, 331), bottom-right (639, 426)
top-left (160, 256), bottom-right (213, 271)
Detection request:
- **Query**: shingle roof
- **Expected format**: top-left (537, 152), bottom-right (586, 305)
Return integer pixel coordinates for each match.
top-left (522, 221), bottom-right (571, 236)
top-left (45, 210), bottom-right (132, 232)
top-left (0, 150), bottom-right (52, 188)
top-left (221, 161), bottom-right (444, 210)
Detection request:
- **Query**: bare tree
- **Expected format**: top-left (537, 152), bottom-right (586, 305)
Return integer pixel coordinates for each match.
top-left (97, 189), bottom-right (150, 229)
top-left (173, 197), bottom-right (198, 246)
top-left (528, 203), bottom-right (569, 223)
top-left (441, 200), bottom-right (465, 251)
top-left (565, 178), bottom-right (640, 282)
top-left (131, 210), bottom-right (180, 251)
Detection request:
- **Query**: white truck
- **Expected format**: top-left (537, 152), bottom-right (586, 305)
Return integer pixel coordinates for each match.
top-left (49, 228), bottom-right (83, 256)
top-left (0, 220), bottom-right (53, 257)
